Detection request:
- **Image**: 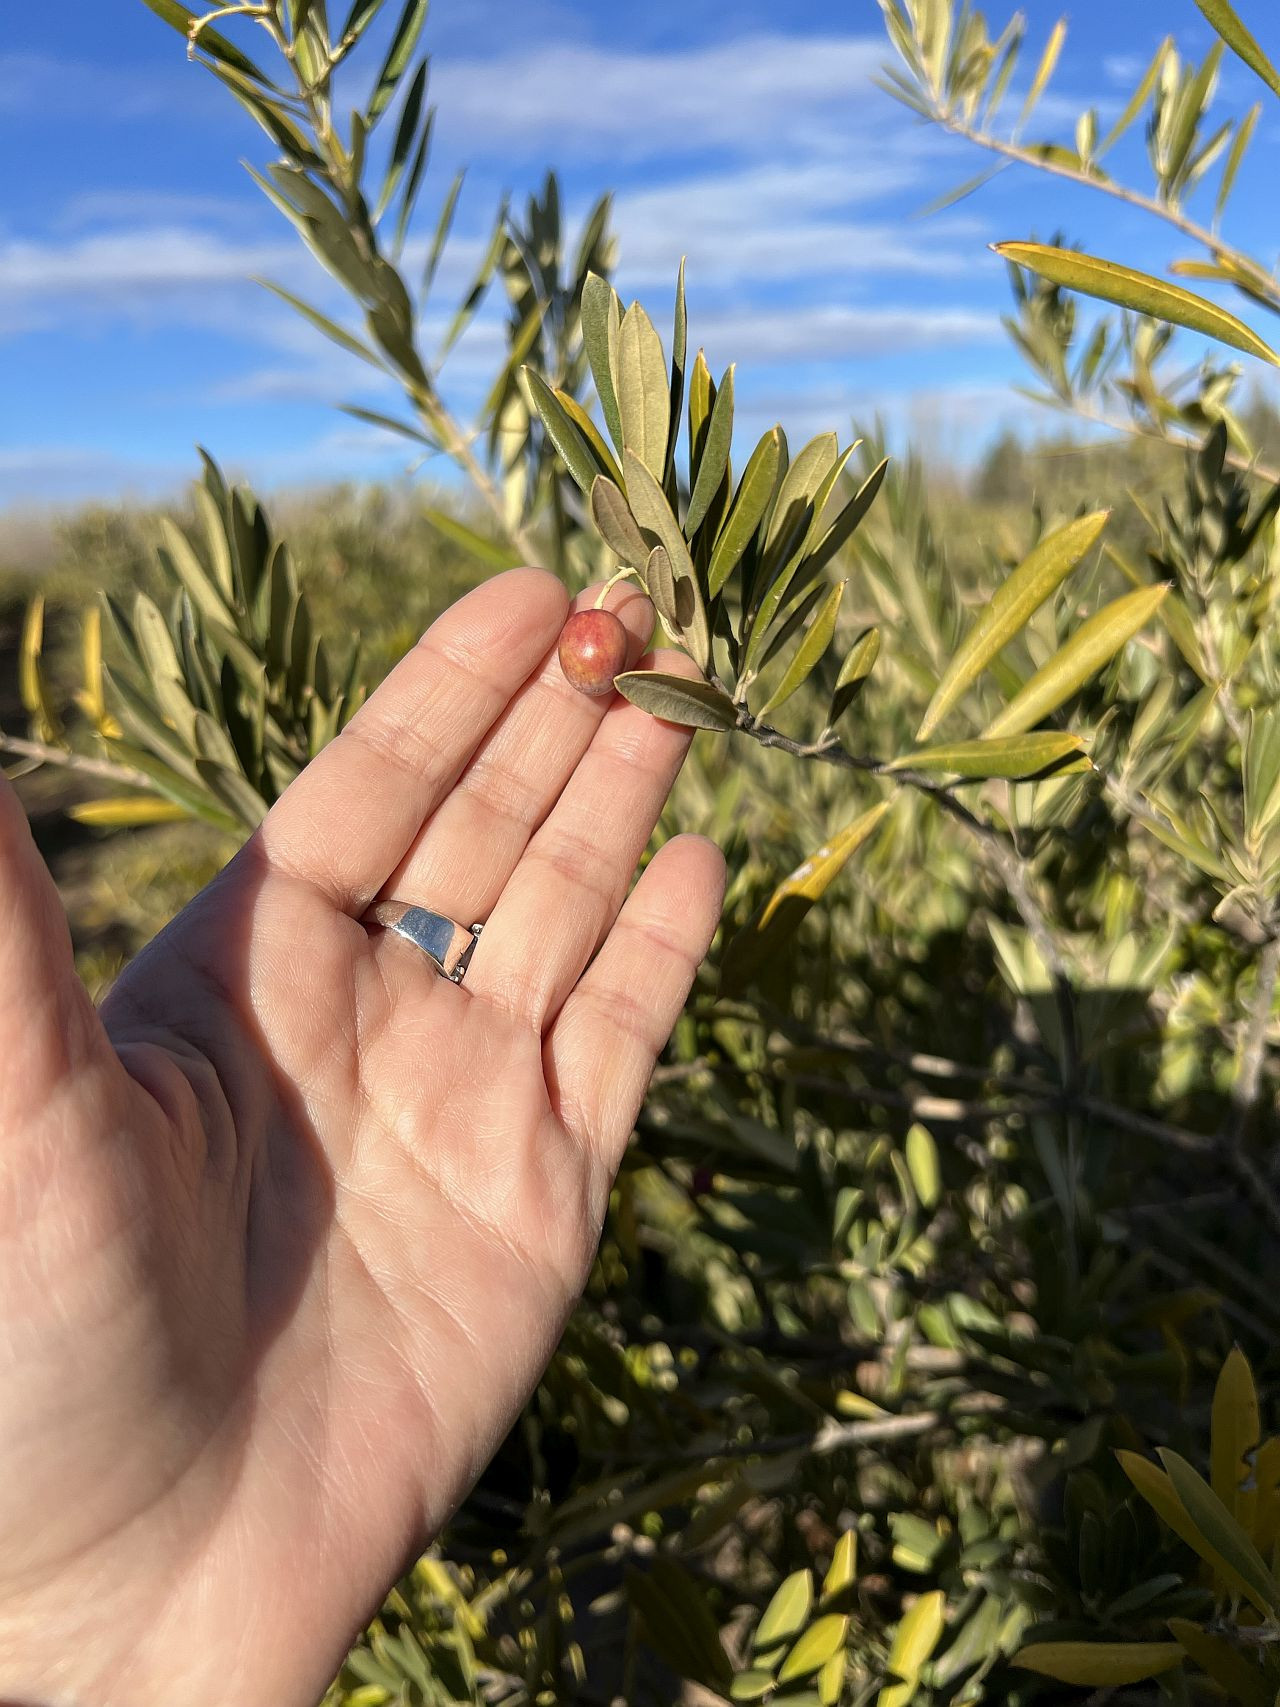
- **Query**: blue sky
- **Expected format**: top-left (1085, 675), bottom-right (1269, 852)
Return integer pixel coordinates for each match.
top-left (1, 0), bottom-right (1275, 508)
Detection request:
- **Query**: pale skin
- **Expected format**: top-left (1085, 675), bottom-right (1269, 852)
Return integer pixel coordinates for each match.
top-left (0, 568), bottom-right (725, 1707)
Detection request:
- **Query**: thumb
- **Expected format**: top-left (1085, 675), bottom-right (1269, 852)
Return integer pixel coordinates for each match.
top-left (0, 772), bottom-right (108, 1121)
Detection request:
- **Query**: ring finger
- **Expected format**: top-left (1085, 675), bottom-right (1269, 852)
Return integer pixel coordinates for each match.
top-left (377, 579), bottom-right (654, 934)
top-left (463, 648), bottom-right (705, 1029)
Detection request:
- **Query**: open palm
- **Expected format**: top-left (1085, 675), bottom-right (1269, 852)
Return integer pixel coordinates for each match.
top-left (0, 568), bottom-right (724, 1707)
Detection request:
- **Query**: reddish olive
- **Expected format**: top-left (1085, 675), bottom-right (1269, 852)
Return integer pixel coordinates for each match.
top-left (557, 608), bottom-right (628, 697)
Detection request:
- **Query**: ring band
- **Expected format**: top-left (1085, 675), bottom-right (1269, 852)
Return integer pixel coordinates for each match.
top-left (364, 902), bottom-right (483, 984)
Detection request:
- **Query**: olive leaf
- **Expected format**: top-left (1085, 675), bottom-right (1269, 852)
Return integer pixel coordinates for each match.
top-left (756, 581), bottom-right (846, 716)
top-left (617, 301), bottom-right (670, 479)
top-left (995, 243), bottom-right (1280, 366)
top-left (613, 671), bottom-right (736, 730)
top-left (917, 510), bottom-right (1110, 740)
top-left (889, 731), bottom-right (1088, 779)
top-left (708, 429), bottom-right (783, 598)
top-left (983, 583), bottom-right (1169, 737)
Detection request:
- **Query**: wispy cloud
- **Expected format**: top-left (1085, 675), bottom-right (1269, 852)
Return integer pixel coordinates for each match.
top-left (433, 34), bottom-right (893, 161)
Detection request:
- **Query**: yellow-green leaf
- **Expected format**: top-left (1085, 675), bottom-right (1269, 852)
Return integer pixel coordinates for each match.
top-left (994, 243), bottom-right (1280, 366)
top-left (614, 670), bottom-right (736, 731)
top-left (1167, 1619), bottom-right (1269, 1707)
top-left (761, 802), bottom-right (891, 929)
top-left (905, 1124), bottom-right (941, 1210)
top-left (877, 1590), bottom-right (946, 1707)
top-left (983, 584), bottom-right (1169, 738)
top-left (757, 581), bottom-right (845, 716)
top-left (1192, 0), bottom-right (1280, 100)
top-left (729, 1672), bottom-right (775, 1701)
top-left (822, 1531), bottom-right (858, 1604)
top-left (422, 508), bottom-right (521, 572)
top-left (617, 302), bottom-right (670, 479)
top-left (891, 731), bottom-right (1088, 778)
top-left (818, 1648), bottom-right (846, 1706)
top-left (917, 511), bottom-right (1110, 740)
top-left (1211, 1347), bottom-right (1261, 1534)
top-left (1158, 1448), bottom-right (1280, 1616)
top-left (68, 796), bottom-right (189, 827)
top-left (1017, 17), bottom-right (1066, 129)
top-left (828, 627), bottom-right (880, 728)
top-left (778, 1615), bottom-right (848, 1684)
top-left (554, 387), bottom-right (623, 488)
top-left (755, 1570), bottom-right (814, 1652)
top-left (685, 363), bottom-right (735, 538)
top-left (521, 367), bottom-right (602, 495)
top-left (1013, 1641), bottom-right (1182, 1687)
top-left (19, 595), bottom-right (60, 744)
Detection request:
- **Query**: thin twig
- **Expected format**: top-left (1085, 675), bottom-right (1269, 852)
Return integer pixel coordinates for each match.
top-left (0, 733), bottom-right (152, 789)
top-left (933, 108), bottom-right (1280, 308)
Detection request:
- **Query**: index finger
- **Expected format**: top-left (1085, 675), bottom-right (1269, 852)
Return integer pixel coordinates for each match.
top-left (257, 567), bottom-right (569, 911)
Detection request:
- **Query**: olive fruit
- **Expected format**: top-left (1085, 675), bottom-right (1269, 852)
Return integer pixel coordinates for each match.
top-left (557, 608), bottom-right (628, 697)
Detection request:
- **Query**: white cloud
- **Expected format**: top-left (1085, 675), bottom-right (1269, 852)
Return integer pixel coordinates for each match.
top-left (433, 34), bottom-right (892, 160)
top-left (696, 303), bottom-right (999, 368)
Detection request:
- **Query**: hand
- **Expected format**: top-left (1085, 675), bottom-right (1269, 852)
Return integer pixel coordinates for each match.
top-left (0, 569), bottom-right (724, 1707)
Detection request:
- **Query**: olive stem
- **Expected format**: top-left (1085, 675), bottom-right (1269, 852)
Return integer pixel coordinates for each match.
top-left (592, 567), bottom-right (643, 609)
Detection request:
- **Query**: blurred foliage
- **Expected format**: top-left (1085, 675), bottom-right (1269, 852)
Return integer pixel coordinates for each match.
top-left (2, 0), bottom-right (1280, 1701)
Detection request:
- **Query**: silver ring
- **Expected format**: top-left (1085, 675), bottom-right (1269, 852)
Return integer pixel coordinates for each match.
top-left (364, 902), bottom-right (483, 984)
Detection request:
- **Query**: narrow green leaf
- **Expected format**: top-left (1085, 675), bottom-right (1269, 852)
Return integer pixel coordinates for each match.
top-left (422, 508), bottom-right (521, 571)
top-left (994, 243), bottom-right (1280, 366)
top-left (983, 583), bottom-right (1169, 738)
top-left (614, 671), bottom-right (736, 731)
top-left (829, 628), bottom-right (880, 726)
top-left (581, 272), bottom-right (624, 454)
top-left (1217, 101), bottom-right (1260, 220)
top-left (757, 581), bottom-right (846, 716)
top-left (375, 58), bottom-right (428, 222)
top-left (367, 0), bottom-right (428, 122)
top-left (140, 0), bottom-right (273, 83)
top-left (337, 404), bottom-right (434, 446)
top-left (423, 169), bottom-right (464, 296)
top-left (665, 257), bottom-right (687, 489)
top-left (254, 278), bottom-right (382, 368)
top-left (685, 365), bottom-right (735, 538)
top-left (1016, 18), bottom-right (1067, 131)
top-left (1013, 1642), bottom-right (1182, 1687)
top-left (617, 302), bottom-right (670, 479)
top-left (1158, 1449), bottom-right (1280, 1616)
top-left (917, 510), bottom-right (1110, 740)
top-left (1097, 36), bottom-right (1171, 155)
top-left (553, 387), bottom-right (623, 487)
top-left (1192, 0), bottom-right (1280, 99)
top-left (708, 429), bottom-right (782, 598)
top-left (803, 456), bottom-right (889, 580)
top-left (522, 367), bottom-right (602, 495)
top-left (890, 732), bottom-right (1087, 779)
top-left (338, 0), bottom-right (381, 47)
